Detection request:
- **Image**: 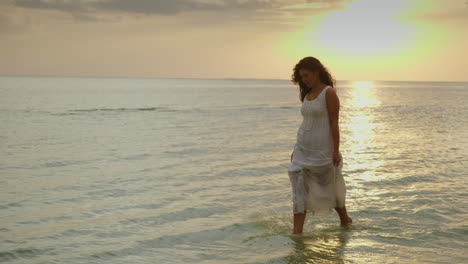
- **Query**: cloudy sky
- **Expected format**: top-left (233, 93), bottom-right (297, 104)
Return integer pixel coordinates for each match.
top-left (1, 0), bottom-right (467, 81)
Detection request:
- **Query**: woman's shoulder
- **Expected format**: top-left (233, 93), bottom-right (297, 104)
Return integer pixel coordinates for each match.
top-left (325, 86), bottom-right (338, 97)
top-left (325, 86), bottom-right (340, 105)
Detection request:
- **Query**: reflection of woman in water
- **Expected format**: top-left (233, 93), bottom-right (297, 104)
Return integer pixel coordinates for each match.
top-left (288, 57), bottom-right (352, 234)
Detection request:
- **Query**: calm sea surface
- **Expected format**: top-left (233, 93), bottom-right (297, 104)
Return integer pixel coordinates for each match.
top-left (1, 76), bottom-right (467, 264)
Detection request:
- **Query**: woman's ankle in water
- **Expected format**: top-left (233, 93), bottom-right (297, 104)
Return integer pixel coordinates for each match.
top-left (335, 206), bottom-right (352, 226)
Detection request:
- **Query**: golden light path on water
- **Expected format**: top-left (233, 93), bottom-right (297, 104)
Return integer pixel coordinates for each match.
top-left (334, 81), bottom-right (387, 263)
top-left (344, 81), bottom-right (384, 182)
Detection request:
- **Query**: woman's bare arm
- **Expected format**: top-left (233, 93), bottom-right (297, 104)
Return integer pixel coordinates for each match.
top-left (326, 87), bottom-right (341, 165)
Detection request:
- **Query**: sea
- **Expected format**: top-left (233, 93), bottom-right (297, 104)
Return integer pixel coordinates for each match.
top-left (1, 76), bottom-right (467, 264)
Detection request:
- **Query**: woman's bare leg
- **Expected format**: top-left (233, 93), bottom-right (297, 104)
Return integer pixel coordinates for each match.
top-left (335, 206), bottom-right (352, 226)
top-left (293, 211), bottom-right (307, 234)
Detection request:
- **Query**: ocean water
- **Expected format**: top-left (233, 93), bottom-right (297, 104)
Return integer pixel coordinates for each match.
top-left (0, 76), bottom-right (467, 264)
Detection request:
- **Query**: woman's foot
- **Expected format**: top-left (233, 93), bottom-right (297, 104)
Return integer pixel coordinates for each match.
top-left (335, 206), bottom-right (352, 227)
top-left (340, 216), bottom-right (352, 227)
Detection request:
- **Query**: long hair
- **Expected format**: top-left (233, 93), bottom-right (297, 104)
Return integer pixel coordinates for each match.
top-left (291, 57), bottom-right (336, 102)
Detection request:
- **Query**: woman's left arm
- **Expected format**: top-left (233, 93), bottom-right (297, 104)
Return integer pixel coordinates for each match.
top-left (326, 87), bottom-right (341, 166)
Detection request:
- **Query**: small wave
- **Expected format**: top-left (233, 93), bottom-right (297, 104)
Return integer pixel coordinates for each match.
top-left (0, 247), bottom-right (46, 262)
top-left (40, 159), bottom-right (94, 169)
top-left (69, 107), bottom-right (175, 113)
top-left (246, 105), bottom-right (295, 110)
top-left (58, 105), bottom-right (295, 115)
top-left (51, 107), bottom-right (180, 116)
top-left (0, 201), bottom-right (23, 210)
top-left (217, 105), bottom-right (297, 112)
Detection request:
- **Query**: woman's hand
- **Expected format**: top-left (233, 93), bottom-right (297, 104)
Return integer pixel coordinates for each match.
top-left (333, 152), bottom-right (341, 166)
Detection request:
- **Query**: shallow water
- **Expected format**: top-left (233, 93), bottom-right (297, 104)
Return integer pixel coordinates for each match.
top-left (1, 77), bottom-right (467, 263)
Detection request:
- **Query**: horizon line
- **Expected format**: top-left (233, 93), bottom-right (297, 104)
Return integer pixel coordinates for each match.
top-left (0, 74), bottom-right (467, 83)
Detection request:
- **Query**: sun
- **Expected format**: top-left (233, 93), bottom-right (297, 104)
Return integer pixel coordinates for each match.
top-left (278, 0), bottom-right (449, 81)
top-left (314, 0), bottom-right (412, 58)
top-left (278, 0), bottom-right (415, 64)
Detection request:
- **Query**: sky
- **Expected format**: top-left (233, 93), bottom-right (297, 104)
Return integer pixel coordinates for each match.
top-left (1, 0), bottom-right (467, 81)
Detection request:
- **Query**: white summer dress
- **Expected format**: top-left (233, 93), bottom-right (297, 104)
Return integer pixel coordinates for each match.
top-left (288, 85), bottom-right (346, 216)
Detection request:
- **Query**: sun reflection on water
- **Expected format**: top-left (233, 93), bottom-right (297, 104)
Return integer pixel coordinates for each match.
top-left (286, 231), bottom-right (349, 264)
top-left (352, 81), bottom-right (374, 89)
top-left (349, 81), bottom-right (380, 108)
top-left (343, 81), bottom-right (383, 182)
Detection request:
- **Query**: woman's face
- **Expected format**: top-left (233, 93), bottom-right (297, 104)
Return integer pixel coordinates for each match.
top-left (299, 69), bottom-right (319, 88)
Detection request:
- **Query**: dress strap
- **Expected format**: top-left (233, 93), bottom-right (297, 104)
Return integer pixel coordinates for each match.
top-left (305, 85), bottom-right (331, 102)
top-left (319, 85), bottom-right (331, 99)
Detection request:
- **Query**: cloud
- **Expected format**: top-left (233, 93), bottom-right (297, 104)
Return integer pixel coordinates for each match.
top-left (14, 0), bottom-right (87, 12)
top-left (5, 0), bottom-right (354, 32)
top-left (0, 7), bottom-right (34, 33)
top-left (416, 5), bottom-right (468, 22)
top-left (13, 0), bottom-right (277, 16)
top-left (11, 0), bottom-right (356, 18)
top-left (0, 13), bottom-right (17, 32)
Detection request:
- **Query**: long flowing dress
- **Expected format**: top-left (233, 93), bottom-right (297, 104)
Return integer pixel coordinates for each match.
top-left (288, 85), bottom-right (346, 216)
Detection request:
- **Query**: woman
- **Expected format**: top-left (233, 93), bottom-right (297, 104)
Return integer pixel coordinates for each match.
top-left (288, 56), bottom-right (352, 234)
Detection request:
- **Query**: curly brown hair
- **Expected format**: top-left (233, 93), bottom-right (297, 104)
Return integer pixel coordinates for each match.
top-left (291, 57), bottom-right (336, 102)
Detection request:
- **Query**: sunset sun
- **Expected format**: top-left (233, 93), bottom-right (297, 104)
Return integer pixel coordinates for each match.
top-left (314, 0), bottom-right (411, 58)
